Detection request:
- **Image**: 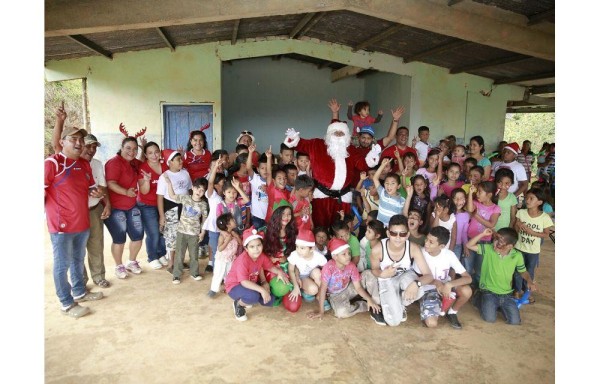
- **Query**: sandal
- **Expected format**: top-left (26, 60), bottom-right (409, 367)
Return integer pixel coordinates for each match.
top-left (94, 279), bottom-right (111, 288)
top-left (528, 296), bottom-right (535, 304)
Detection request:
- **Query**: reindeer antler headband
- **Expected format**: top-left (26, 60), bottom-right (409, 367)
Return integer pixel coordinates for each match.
top-left (119, 123), bottom-right (147, 138)
top-left (189, 123), bottom-right (211, 139)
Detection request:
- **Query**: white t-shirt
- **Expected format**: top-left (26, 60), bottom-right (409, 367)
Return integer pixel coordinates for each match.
top-left (492, 161), bottom-right (527, 194)
top-left (156, 169), bottom-right (192, 203)
top-left (202, 190), bottom-right (223, 232)
top-left (413, 248), bottom-right (465, 291)
top-left (288, 250), bottom-right (327, 277)
top-left (430, 212), bottom-right (456, 249)
top-left (249, 173), bottom-right (268, 220)
top-left (89, 158), bottom-right (106, 208)
top-left (415, 141), bottom-right (431, 162)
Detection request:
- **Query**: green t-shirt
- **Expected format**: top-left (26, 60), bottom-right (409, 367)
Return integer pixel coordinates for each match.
top-left (495, 193), bottom-right (517, 231)
top-left (478, 244), bottom-right (526, 295)
top-left (349, 234), bottom-right (361, 258)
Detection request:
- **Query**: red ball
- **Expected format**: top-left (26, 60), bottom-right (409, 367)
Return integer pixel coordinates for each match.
top-left (283, 293), bottom-right (302, 313)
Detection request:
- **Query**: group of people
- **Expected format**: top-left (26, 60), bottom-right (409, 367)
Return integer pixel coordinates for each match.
top-left (45, 99), bottom-right (554, 329)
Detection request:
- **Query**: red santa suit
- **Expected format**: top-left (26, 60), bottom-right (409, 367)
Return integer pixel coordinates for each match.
top-left (284, 122), bottom-right (381, 228)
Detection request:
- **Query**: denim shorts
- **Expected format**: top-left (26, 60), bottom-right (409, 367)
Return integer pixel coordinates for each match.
top-left (420, 289), bottom-right (442, 320)
top-left (104, 206), bottom-right (144, 244)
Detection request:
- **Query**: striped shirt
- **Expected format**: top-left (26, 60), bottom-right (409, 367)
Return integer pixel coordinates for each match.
top-left (376, 185), bottom-right (406, 227)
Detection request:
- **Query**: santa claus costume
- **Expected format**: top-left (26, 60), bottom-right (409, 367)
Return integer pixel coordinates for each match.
top-left (284, 121), bottom-right (381, 228)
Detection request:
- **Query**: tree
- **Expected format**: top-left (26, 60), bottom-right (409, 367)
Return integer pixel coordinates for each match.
top-left (44, 80), bottom-right (84, 157)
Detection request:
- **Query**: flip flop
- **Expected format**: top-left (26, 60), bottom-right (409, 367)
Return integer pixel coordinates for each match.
top-left (94, 279), bottom-right (111, 288)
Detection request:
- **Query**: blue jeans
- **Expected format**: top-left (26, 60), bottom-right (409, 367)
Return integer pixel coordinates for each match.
top-left (50, 230), bottom-right (90, 309)
top-left (228, 284), bottom-right (274, 306)
top-left (474, 290), bottom-right (521, 325)
top-left (453, 244), bottom-right (464, 260)
top-left (104, 206), bottom-right (144, 244)
top-left (137, 202), bottom-right (166, 262)
top-left (208, 230), bottom-right (220, 264)
top-left (513, 251), bottom-right (539, 292)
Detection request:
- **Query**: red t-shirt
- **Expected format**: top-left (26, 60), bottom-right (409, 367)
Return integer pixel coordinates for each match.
top-left (184, 149), bottom-right (211, 182)
top-left (44, 154), bottom-right (95, 233)
top-left (224, 250), bottom-right (274, 293)
top-left (265, 182), bottom-right (291, 223)
top-left (105, 154), bottom-right (142, 211)
top-left (380, 145), bottom-right (418, 173)
top-left (289, 193), bottom-right (312, 231)
top-left (137, 161), bottom-right (168, 206)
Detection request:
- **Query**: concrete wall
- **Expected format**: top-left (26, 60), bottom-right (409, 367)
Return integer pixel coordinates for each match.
top-left (363, 71), bottom-right (412, 130)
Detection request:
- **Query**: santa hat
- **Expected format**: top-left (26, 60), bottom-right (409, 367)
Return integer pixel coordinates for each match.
top-left (236, 130), bottom-right (255, 145)
top-left (243, 226), bottom-right (263, 247)
top-left (326, 121), bottom-right (350, 136)
top-left (295, 229), bottom-right (315, 247)
top-left (162, 149), bottom-right (180, 164)
top-left (503, 142), bottom-right (520, 155)
top-left (328, 238), bottom-right (349, 256)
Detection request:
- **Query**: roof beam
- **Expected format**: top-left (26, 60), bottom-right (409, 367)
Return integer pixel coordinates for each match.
top-left (404, 40), bottom-right (467, 64)
top-left (447, 0), bottom-right (464, 6)
top-left (331, 66), bottom-right (365, 82)
top-left (289, 13), bottom-right (316, 39)
top-left (231, 19), bottom-right (240, 45)
top-left (449, 54), bottom-right (530, 74)
top-left (494, 72), bottom-right (555, 85)
top-left (524, 95), bottom-right (555, 107)
top-left (156, 27), bottom-right (175, 52)
top-left (353, 24), bottom-right (403, 52)
top-left (530, 85), bottom-right (555, 95)
top-left (296, 12), bottom-right (325, 39)
top-left (527, 9), bottom-right (555, 26)
top-left (45, 0), bottom-right (554, 61)
top-left (507, 107), bottom-right (554, 114)
top-left (66, 35), bottom-right (113, 60)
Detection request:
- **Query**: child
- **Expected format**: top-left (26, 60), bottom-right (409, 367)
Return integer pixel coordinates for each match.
top-left (397, 151), bottom-right (418, 190)
top-left (452, 145), bottom-right (467, 169)
top-left (430, 195), bottom-right (457, 250)
top-left (163, 175), bottom-right (208, 284)
top-left (295, 152), bottom-right (311, 176)
top-left (451, 188), bottom-right (470, 265)
top-left (416, 148), bottom-right (442, 199)
top-left (494, 168), bottom-right (518, 231)
top-left (358, 218), bottom-right (386, 272)
top-left (466, 228), bottom-right (536, 325)
top-left (357, 170), bottom-right (380, 215)
top-left (263, 205), bottom-right (297, 269)
top-left (406, 208), bottom-right (426, 247)
top-left (202, 156), bottom-right (227, 273)
top-left (404, 176), bottom-right (433, 228)
top-left (278, 143), bottom-right (294, 168)
top-left (413, 126), bottom-right (432, 166)
top-left (439, 162), bottom-right (464, 197)
top-left (265, 145), bottom-right (291, 223)
top-left (466, 181), bottom-right (501, 284)
top-left (313, 227), bottom-right (329, 256)
top-left (331, 219), bottom-right (361, 266)
top-left (461, 165), bottom-right (484, 195)
top-left (459, 157), bottom-right (478, 183)
top-left (289, 174), bottom-right (314, 231)
top-left (512, 188), bottom-right (554, 303)
top-left (346, 100), bottom-right (383, 137)
top-left (288, 230), bottom-right (328, 302)
top-left (157, 150), bottom-right (192, 271)
top-left (307, 238), bottom-right (382, 321)
top-left (208, 213), bottom-right (242, 297)
top-left (225, 227), bottom-right (290, 321)
top-left (413, 226), bottom-right (472, 329)
top-left (246, 145), bottom-right (269, 230)
top-left (216, 178), bottom-right (250, 235)
top-left (373, 158), bottom-right (406, 227)
top-left (282, 163), bottom-right (298, 192)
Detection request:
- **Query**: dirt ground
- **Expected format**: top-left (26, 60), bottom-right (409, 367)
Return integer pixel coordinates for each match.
top-left (44, 227), bottom-right (555, 384)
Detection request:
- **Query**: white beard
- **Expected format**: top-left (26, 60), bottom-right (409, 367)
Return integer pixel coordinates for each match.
top-left (325, 132), bottom-right (350, 160)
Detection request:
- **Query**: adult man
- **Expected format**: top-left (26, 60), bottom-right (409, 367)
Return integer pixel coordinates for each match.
top-left (380, 125), bottom-right (418, 173)
top-left (284, 121), bottom-right (381, 227)
top-left (45, 109), bottom-right (105, 318)
top-left (491, 142), bottom-right (528, 197)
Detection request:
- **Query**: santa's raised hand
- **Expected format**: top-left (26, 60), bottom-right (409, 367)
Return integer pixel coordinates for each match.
top-left (285, 128), bottom-right (300, 148)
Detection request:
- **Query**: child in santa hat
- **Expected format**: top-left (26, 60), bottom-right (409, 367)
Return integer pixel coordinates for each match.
top-left (288, 229), bottom-right (328, 303)
top-left (224, 227), bottom-right (289, 322)
top-left (307, 238), bottom-right (381, 322)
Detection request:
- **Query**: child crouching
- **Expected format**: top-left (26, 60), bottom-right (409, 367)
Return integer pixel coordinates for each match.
top-left (224, 227), bottom-right (289, 321)
top-left (288, 229), bottom-right (328, 303)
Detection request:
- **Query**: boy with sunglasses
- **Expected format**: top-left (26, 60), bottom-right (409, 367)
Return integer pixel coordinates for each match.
top-left (365, 215), bottom-right (433, 326)
top-left (465, 227), bottom-right (536, 325)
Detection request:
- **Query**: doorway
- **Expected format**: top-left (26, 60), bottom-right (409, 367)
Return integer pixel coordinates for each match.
top-left (162, 104), bottom-right (214, 151)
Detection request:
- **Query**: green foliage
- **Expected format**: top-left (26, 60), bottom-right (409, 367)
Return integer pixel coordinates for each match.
top-left (504, 112), bottom-right (555, 177)
top-left (44, 80), bottom-right (84, 157)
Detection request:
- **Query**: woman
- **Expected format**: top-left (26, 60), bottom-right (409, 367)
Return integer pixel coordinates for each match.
top-left (137, 141), bottom-right (168, 270)
top-left (468, 135), bottom-right (492, 181)
top-left (183, 130), bottom-right (212, 182)
top-left (104, 136), bottom-right (145, 279)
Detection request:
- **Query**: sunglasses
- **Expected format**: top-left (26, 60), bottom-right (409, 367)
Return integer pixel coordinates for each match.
top-left (389, 230), bottom-right (409, 237)
top-left (241, 130), bottom-right (253, 135)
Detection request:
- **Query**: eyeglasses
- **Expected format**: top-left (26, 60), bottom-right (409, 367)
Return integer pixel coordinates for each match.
top-left (389, 230), bottom-right (409, 237)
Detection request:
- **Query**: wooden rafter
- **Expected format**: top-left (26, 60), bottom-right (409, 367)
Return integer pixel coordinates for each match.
top-left (296, 12), bottom-right (325, 39)
top-left (507, 107), bottom-right (554, 113)
top-left (232, 19), bottom-right (240, 45)
top-left (494, 72), bottom-right (554, 85)
top-left (403, 40), bottom-right (467, 63)
top-left (530, 85), bottom-right (554, 95)
top-left (524, 95), bottom-right (555, 107)
top-left (527, 9), bottom-right (554, 26)
top-left (447, 0), bottom-right (464, 6)
top-left (352, 24), bottom-right (403, 52)
top-left (289, 13), bottom-right (316, 39)
top-left (67, 35), bottom-right (113, 59)
top-left (449, 54), bottom-right (530, 74)
top-left (331, 66), bottom-right (365, 82)
top-left (156, 27), bottom-right (175, 51)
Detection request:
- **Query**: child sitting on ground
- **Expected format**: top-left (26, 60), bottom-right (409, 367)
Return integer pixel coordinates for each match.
top-left (307, 238), bottom-right (381, 320)
top-left (208, 213), bottom-right (241, 297)
top-left (288, 230), bottom-right (328, 303)
top-left (225, 227), bottom-right (289, 322)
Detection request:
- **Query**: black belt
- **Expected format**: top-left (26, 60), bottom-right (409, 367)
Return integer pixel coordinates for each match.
top-left (314, 180), bottom-right (352, 201)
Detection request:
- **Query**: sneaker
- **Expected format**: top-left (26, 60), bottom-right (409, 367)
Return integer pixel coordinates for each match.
top-left (369, 308), bottom-right (387, 326)
top-left (172, 277), bottom-right (181, 285)
top-left (400, 308), bottom-right (408, 323)
top-left (446, 313), bottom-right (462, 329)
top-left (126, 260), bottom-right (142, 274)
top-left (149, 260), bottom-right (163, 270)
top-left (205, 264), bottom-right (214, 273)
top-left (61, 303), bottom-right (90, 319)
top-left (191, 274), bottom-right (203, 281)
top-left (233, 299), bottom-right (248, 321)
top-left (115, 265), bottom-right (128, 279)
top-left (158, 256), bottom-right (168, 266)
top-left (207, 290), bottom-right (217, 298)
top-left (74, 291), bottom-right (104, 303)
top-left (323, 299), bottom-right (332, 312)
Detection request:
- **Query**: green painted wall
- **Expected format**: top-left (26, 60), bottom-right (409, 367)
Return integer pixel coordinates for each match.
top-left (363, 71), bottom-right (412, 132)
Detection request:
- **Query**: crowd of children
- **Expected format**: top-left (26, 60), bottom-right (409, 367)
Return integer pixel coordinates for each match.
top-left (47, 100), bottom-right (555, 327)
